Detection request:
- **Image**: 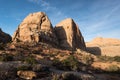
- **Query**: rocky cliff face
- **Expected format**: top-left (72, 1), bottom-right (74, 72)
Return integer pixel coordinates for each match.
top-left (12, 12), bottom-right (58, 45)
top-left (12, 12), bottom-right (86, 51)
top-left (54, 18), bottom-right (86, 50)
top-left (0, 28), bottom-right (11, 43)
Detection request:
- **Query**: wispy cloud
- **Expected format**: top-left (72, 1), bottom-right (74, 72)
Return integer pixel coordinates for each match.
top-left (78, 1), bottom-right (120, 41)
top-left (27, 0), bottom-right (53, 11)
top-left (27, 0), bottom-right (67, 26)
top-left (26, 0), bottom-right (120, 41)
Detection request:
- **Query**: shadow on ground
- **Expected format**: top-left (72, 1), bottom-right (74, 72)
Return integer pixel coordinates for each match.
top-left (86, 47), bottom-right (101, 55)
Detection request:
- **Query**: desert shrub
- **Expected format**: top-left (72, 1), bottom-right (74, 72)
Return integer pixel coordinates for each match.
top-left (17, 65), bottom-right (32, 71)
top-left (62, 72), bottom-right (82, 80)
top-left (0, 54), bottom-right (13, 61)
top-left (0, 66), bottom-right (17, 79)
top-left (52, 73), bottom-right (82, 80)
top-left (52, 74), bottom-right (60, 80)
top-left (52, 56), bottom-right (80, 71)
top-left (0, 43), bottom-right (5, 50)
top-left (14, 52), bottom-right (25, 61)
top-left (113, 56), bottom-right (120, 62)
top-left (0, 71), bottom-right (17, 79)
top-left (52, 58), bottom-right (61, 66)
top-left (106, 65), bottom-right (120, 73)
top-left (82, 54), bottom-right (93, 65)
top-left (47, 53), bottom-right (55, 57)
top-left (31, 50), bottom-right (41, 54)
top-left (32, 64), bottom-right (49, 72)
top-left (97, 56), bottom-right (120, 62)
top-left (97, 55), bottom-right (114, 62)
top-left (61, 56), bottom-right (79, 71)
top-left (24, 56), bottom-right (37, 65)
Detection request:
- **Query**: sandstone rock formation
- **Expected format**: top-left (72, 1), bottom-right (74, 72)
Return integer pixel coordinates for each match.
top-left (0, 28), bottom-right (11, 43)
top-left (54, 18), bottom-right (86, 50)
top-left (12, 12), bottom-right (58, 45)
top-left (86, 37), bottom-right (120, 56)
top-left (12, 12), bottom-right (86, 51)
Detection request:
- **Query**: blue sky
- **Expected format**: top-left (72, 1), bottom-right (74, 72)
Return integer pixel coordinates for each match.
top-left (0, 0), bottom-right (120, 42)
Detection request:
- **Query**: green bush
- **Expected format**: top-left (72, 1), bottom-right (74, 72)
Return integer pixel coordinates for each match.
top-left (52, 58), bottom-right (61, 66)
top-left (24, 56), bottom-right (37, 65)
top-left (32, 64), bottom-right (50, 72)
top-left (52, 73), bottom-right (82, 80)
top-left (113, 56), bottom-right (120, 62)
top-left (97, 56), bottom-right (120, 62)
top-left (0, 54), bottom-right (13, 61)
top-left (53, 56), bottom-right (80, 71)
top-left (17, 65), bottom-right (32, 71)
top-left (0, 43), bottom-right (5, 50)
top-left (97, 55), bottom-right (114, 62)
top-left (82, 54), bottom-right (93, 65)
top-left (52, 74), bottom-right (60, 80)
top-left (62, 72), bottom-right (82, 80)
top-left (106, 65), bottom-right (120, 73)
top-left (61, 56), bottom-right (79, 71)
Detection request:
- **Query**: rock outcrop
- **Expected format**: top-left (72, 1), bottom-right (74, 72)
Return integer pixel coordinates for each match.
top-left (0, 28), bottom-right (11, 43)
top-left (17, 71), bottom-right (37, 80)
top-left (12, 12), bottom-right (86, 51)
top-left (54, 18), bottom-right (86, 50)
top-left (12, 12), bottom-right (58, 45)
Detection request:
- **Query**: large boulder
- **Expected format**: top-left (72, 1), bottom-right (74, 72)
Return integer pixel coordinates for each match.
top-left (0, 28), bottom-right (11, 43)
top-left (54, 18), bottom-right (86, 50)
top-left (17, 70), bottom-right (37, 79)
top-left (12, 12), bottom-right (58, 45)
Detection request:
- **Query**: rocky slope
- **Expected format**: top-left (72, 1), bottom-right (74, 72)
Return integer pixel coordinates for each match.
top-left (0, 28), bottom-right (11, 43)
top-left (86, 37), bottom-right (120, 56)
top-left (0, 42), bottom-right (119, 80)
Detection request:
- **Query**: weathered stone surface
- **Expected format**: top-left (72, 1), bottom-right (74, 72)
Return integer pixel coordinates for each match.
top-left (54, 18), bottom-right (86, 50)
top-left (12, 12), bottom-right (58, 45)
top-left (12, 12), bottom-right (86, 50)
top-left (17, 70), bottom-right (37, 80)
top-left (0, 28), bottom-right (11, 43)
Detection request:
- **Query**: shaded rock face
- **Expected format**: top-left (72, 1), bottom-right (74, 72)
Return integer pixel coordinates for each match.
top-left (12, 12), bottom-right (58, 45)
top-left (54, 18), bottom-right (86, 50)
top-left (0, 28), bottom-right (11, 43)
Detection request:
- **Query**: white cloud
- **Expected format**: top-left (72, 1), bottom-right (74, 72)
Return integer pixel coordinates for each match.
top-left (79, 1), bottom-right (120, 41)
top-left (27, 0), bottom-right (67, 26)
top-left (16, 18), bottom-right (22, 22)
top-left (27, 0), bottom-right (51, 11)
